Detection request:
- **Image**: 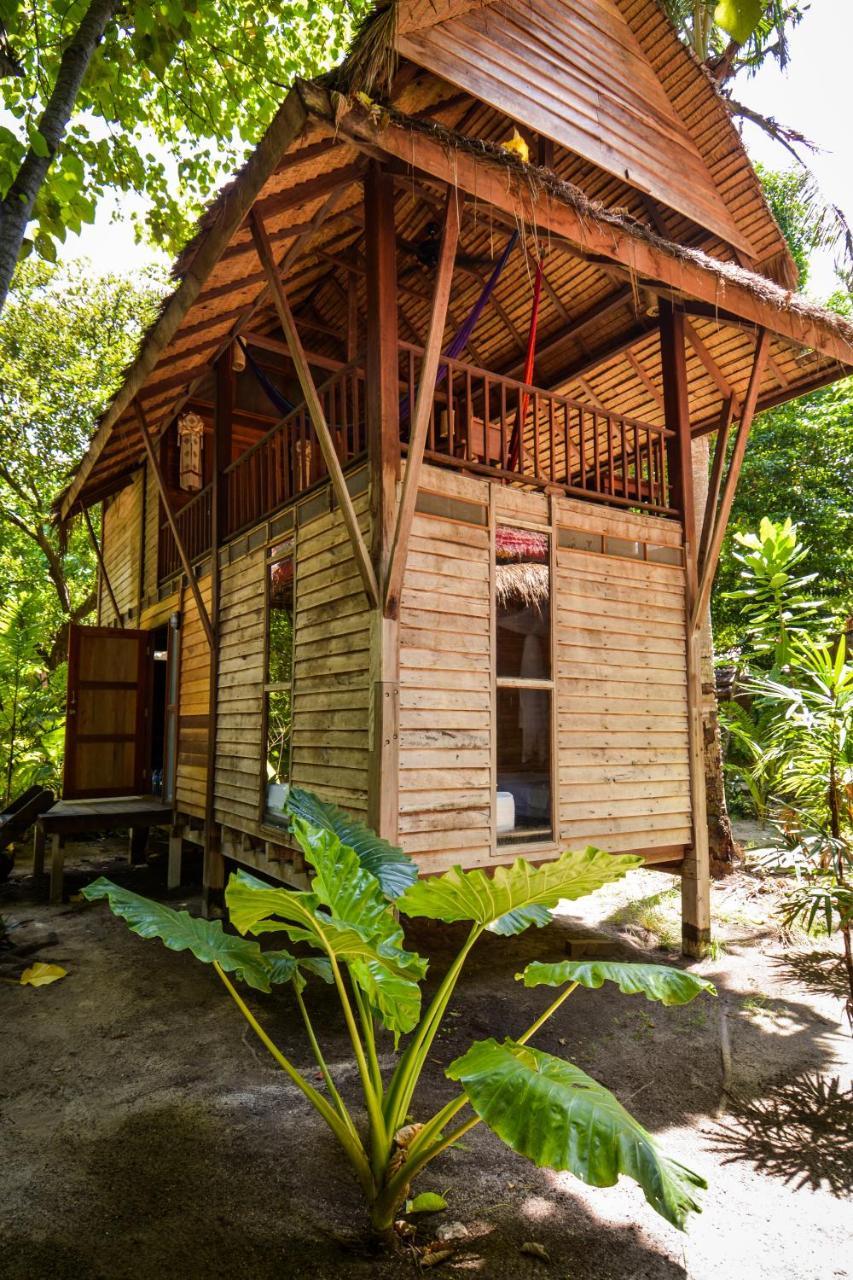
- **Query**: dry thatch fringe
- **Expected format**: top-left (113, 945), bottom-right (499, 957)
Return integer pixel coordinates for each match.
top-left (332, 0), bottom-right (399, 96)
top-left (353, 98), bottom-right (853, 349)
top-left (495, 561), bottom-right (549, 609)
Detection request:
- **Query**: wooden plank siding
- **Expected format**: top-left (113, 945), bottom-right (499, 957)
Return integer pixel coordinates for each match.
top-left (214, 546), bottom-right (266, 827)
top-left (397, 0), bottom-right (752, 254)
top-left (175, 576), bottom-right (212, 819)
top-left (142, 460), bottom-right (160, 608)
top-left (98, 472), bottom-right (143, 626)
top-left (397, 467), bottom-right (690, 870)
top-left (552, 497), bottom-right (691, 855)
top-left (290, 490), bottom-right (373, 816)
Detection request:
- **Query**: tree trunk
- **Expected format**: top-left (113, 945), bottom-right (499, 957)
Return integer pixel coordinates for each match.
top-left (0, 0), bottom-right (117, 312)
top-left (692, 433), bottom-right (739, 877)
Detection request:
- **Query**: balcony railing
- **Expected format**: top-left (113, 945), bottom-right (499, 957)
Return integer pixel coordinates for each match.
top-left (157, 346), bottom-right (675, 582)
top-left (398, 341), bottom-right (675, 515)
top-left (158, 483), bottom-right (212, 582)
top-left (224, 360), bottom-right (366, 537)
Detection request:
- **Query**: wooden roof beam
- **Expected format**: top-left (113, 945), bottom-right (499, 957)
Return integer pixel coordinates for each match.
top-left (298, 87), bottom-right (853, 368)
top-left (683, 318), bottom-right (742, 415)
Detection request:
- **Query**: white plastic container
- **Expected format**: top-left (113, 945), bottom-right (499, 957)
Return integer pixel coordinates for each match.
top-left (496, 790), bottom-right (516, 834)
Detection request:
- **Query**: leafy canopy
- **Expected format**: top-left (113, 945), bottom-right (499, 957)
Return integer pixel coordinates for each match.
top-left (0, 0), bottom-right (368, 266)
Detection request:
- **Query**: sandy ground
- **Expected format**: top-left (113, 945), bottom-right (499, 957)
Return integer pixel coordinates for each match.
top-left (1, 832), bottom-right (851, 1280)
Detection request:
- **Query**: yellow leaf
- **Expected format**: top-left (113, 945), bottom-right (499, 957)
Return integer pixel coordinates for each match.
top-left (20, 963), bottom-right (67, 988)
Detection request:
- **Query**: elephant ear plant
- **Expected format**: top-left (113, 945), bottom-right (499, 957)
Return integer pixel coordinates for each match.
top-left (82, 788), bottom-right (715, 1237)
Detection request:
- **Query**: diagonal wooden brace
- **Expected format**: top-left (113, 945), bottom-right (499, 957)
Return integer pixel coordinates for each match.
top-left (250, 209), bottom-right (380, 609)
top-left (691, 329), bottom-right (770, 633)
top-left (82, 504), bottom-right (125, 628)
top-left (384, 186), bottom-right (461, 617)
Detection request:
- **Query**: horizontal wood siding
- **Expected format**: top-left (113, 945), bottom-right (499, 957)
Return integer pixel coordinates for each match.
top-left (176, 577), bottom-right (212, 819)
top-left (290, 493), bottom-right (372, 816)
top-left (215, 546), bottom-right (265, 827)
top-left (99, 473), bottom-right (143, 626)
top-left (142, 461), bottom-right (160, 608)
top-left (397, 0), bottom-right (752, 252)
top-left (398, 475), bottom-right (493, 865)
top-left (554, 498), bottom-right (690, 853)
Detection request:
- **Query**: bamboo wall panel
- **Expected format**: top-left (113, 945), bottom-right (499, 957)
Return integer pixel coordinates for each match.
top-left (554, 500), bottom-right (690, 853)
top-left (175, 577), bottom-right (212, 819)
top-left (214, 546), bottom-right (265, 828)
top-left (290, 492), bottom-right (372, 815)
top-left (397, 0), bottom-right (752, 252)
top-left (98, 472), bottom-right (143, 626)
top-left (398, 490), bottom-right (493, 865)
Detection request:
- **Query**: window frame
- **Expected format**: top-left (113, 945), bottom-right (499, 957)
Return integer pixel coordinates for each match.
top-left (491, 504), bottom-right (559, 856)
top-left (259, 534), bottom-right (296, 829)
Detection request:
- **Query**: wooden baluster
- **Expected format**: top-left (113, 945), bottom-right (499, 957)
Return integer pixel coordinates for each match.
top-left (578, 408), bottom-right (585, 488)
top-left (532, 393), bottom-right (541, 477)
top-left (446, 364), bottom-right (455, 459)
top-left (518, 387), bottom-right (526, 475)
top-left (633, 423), bottom-right (641, 505)
top-left (465, 369), bottom-right (473, 461)
top-left (500, 382), bottom-right (508, 470)
top-left (605, 414), bottom-right (615, 495)
top-left (593, 412), bottom-right (601, 492)
top-left (483, 374), bottom-right (491, 465)
top-left (549, 398), bottom-right (556, 483)
top-left (620, 418), bottom-right (628, 498)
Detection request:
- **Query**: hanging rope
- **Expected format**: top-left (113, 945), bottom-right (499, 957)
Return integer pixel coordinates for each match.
top-left (508, 255), bottom-right (544, 469)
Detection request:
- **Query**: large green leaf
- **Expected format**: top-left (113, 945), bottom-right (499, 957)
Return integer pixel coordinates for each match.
top-left (286, 788), bottom-right (417, 899)
top-left (447, 1039), bottom-right (705, 1229)
top-left (225, 868), bottom-right (426, 1035)
top-left (398, 848), bottom-right (641, 935)
top-left (714, 0), bottom-right (765, 44)
top-left (518, 960), bottom-right (716, 1007)
top-left (82, 878), bottom-right (279, 992)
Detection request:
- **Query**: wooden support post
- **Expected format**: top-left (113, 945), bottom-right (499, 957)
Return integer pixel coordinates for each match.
top-left (133, 400), bottom-right (215, 648)
top-left (168, 828), bottom-right (184, 890)
top-left (364, 163), bottom-right (401, 839)
top-left (49, 833), bottom-right (64, 904)
top-left (203, 349), bottom-right (231, 918)
top-left (384, 185), bottom-right (460, 618)
top-left (82, 505), bottom-right (124, 628)
top-left (32, 821), bottom-right (46, 880)
top-left (660, 301), bottom-right (710, 958)
top-left (129, 826), bottom-right (149, 866)
top-left (250, 208), bottom-right (379, 608)
top-left (692, 331), bottom-right (770, 632)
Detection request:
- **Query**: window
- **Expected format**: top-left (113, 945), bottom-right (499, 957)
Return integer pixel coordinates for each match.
top-left (495, 526), bottom-right (553, 846)
top-left (264, 541), bottom-right (294, 823)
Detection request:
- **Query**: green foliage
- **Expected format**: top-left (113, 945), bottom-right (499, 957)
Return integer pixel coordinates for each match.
top-left (723, 517), bottom-right (823, 669)
top-left (0, 0), bottom-right (370, 268)
top-left (446, 1038), bottom-right (706, 1229)
top-left (662, 0), bottom-right (804, 70)
top-left (0, 260), bottom-right (165, 794)
top-left (84, 792), bottom-right (713, 1237)
top-left (713, 384), bottom-right (853, 652)
top-left (517, 959), bottom-right (716, 1006)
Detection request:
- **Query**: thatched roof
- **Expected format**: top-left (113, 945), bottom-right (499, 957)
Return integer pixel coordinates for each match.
top-left (495, 561), bottom-right (550, 609)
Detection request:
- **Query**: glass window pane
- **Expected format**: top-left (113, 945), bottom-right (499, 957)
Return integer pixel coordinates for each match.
top-left (495, 526), bottom-right (550, 680)
top-left (496, 686), bottom-right (552, 845)
top-left (267, 557), bottom-right (294, 686)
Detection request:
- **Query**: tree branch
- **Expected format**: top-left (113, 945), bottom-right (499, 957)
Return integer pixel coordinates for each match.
top-left (0, 0), bottom-right (118, 312)
top-left (1, 506), bottom-right (71, 614)
top-left (725, 98), bottom-right (820, 165)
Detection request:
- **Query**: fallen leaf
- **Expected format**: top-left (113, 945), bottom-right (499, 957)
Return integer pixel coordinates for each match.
top-left (521, 1241), bottom-right (550, 1263)
top-left (20, 962), bottom-right (67, 988)
top-left (406, 1192), bottom-right (448, 1215)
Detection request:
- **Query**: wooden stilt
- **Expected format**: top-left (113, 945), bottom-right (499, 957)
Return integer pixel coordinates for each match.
top-left (49, 834), bottom-right (65, 904)
top-left (129, 826), bottom-right (149, 866)
top-left (32, 822), bottom-right (46, 880)
top-left (167, 829), bottom-right (184, 890)
top-left (660, 301), bottom-right (710, 958)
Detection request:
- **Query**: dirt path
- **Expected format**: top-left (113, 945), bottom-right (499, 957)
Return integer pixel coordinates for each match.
top-left (1, 838), bottom-right (850, 1280)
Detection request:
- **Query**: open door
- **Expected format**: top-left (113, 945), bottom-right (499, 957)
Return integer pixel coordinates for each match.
top-left (63, 625), bottom-right (151, 799)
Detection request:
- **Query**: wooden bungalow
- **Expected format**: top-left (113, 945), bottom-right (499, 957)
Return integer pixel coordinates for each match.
top-left (54, 0), bottom-right (853, 953)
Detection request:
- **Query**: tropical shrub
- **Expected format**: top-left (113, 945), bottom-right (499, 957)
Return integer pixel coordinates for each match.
top-left (83, 790), bottom-right (715, 1238)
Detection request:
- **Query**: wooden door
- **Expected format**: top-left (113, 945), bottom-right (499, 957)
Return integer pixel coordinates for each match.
top-left (63, 625), bottom-right (151, 799)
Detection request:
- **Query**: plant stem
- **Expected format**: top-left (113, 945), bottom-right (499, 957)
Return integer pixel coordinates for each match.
top-left (352, 981), bottom-right (384, 1101)
top-left (293, 982), bottom-right (357, 1135)
top-left (383, 924), bottom-right (482, 1134)
top-left (388, 979), bottom-right (583, 1215)
top-left (516, 981), bottom-right (579, 1044)
top-left (328, 954), bottom-right (389, 1176)
top-left (214, 963), bottom-right (373, 1195)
